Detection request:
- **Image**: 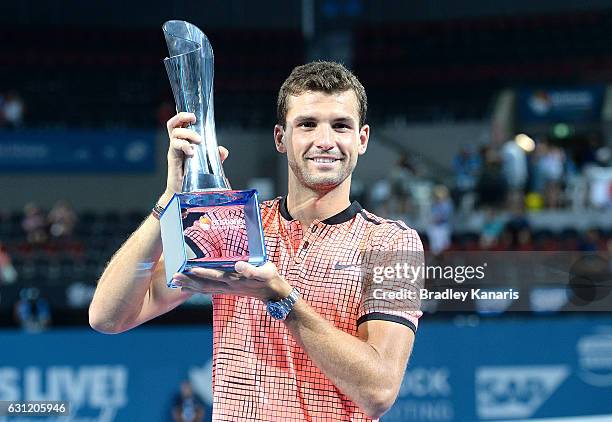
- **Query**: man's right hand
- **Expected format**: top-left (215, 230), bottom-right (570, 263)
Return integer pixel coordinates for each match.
top-left (91, 111), bottom-right (233, 334)
top-left (164, 112), bottom-right (229, 201)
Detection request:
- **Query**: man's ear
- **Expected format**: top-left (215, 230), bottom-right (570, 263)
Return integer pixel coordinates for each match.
top-left (274, 124), bottom-right (287, 153)
top-left (358, 124), bottom-right (370, 155)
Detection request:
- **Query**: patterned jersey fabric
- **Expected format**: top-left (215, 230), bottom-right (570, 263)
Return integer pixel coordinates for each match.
top-left (184, 197), bottom-right (423, 421)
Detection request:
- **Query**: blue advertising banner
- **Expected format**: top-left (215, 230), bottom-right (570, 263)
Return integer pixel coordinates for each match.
top-left (387, 315), bottom-right (612, 421)
top-left (0, 130), bottom-right (156, 172)
top-left (1, 316), bottom-right (611, 421)
top-left (0, 326), bottom-right (215, 422)
top-left (517, 86), bottom-right (605, 124)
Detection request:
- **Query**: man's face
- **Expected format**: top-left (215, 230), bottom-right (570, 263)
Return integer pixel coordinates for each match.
top-left (275, 90), bottom-right (369, 192)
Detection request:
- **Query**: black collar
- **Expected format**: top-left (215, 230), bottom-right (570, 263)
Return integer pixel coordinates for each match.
top-left (279, 196), bottom-right (362, 225)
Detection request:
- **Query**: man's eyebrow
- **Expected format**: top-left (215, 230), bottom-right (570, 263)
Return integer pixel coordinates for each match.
top-left (332, 116), bottom-right (355, 124)
top-left (291, 115), bottom-right (358, 128)
top-left (293, 115), bottom-right (356, 123)
top-left (293, 115), bottom-right (318, 122)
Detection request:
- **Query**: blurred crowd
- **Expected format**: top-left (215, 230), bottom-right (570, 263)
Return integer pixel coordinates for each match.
top-left (450, 135), bottom-right (612, 213)
top-left (452, 137), bottom-right (611, 212)
top-left (21, 200), bottom-right (77, 246)
top-left (1, 200), bottom-right (78, 331)
top-left (364, 134), bottom-right (612, 255)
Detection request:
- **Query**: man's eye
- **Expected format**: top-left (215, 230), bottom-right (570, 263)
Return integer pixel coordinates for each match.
top-left (299, 121), bottom-right (316, 128)
top-left (333, 123), bottom-right (351, 130)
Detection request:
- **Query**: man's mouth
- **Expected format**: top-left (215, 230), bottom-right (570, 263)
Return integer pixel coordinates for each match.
top-left (307, 157), bottom-right (341, 163)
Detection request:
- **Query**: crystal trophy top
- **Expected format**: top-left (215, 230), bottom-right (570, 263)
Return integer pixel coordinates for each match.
top-left (163, 20), bottom-right (229, 192)
top-left (160, 21), bottom-right (266, 283)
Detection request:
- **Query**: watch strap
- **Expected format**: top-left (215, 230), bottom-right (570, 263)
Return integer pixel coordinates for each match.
top-left (268, 287), bottom-right (300, 320)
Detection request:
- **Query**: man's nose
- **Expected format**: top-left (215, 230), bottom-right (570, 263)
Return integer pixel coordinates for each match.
top-left (314, 125), bottom-right (334, 151)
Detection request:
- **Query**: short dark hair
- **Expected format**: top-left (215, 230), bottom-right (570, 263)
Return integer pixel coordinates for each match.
top-left (277, 61), bottom-right (367, 128)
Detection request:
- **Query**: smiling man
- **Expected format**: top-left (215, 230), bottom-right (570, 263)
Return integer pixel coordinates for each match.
top-left (89, 61), bottom-right (423, 421)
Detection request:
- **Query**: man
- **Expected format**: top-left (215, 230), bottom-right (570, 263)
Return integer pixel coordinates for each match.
top-left (173, 380), bottom-right (205, 422)
top-left (89, 61), bottom-right (423, 421)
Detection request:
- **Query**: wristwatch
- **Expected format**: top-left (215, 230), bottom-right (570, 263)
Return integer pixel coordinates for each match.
top-left (266, 287), bottom-right (300, 321)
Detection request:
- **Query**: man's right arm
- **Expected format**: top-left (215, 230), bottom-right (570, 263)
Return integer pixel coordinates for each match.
top-left (89, 112), bottom-right (218, 334)
top-left (88, 192), bottom-right (193, 334)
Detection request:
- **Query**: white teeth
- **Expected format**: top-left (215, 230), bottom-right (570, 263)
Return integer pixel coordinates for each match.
top-left (312, 158), bottom-right (336, 163)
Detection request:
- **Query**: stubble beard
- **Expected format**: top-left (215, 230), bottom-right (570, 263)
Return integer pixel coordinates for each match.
top-left (288, 156), bottom-right (356, 192)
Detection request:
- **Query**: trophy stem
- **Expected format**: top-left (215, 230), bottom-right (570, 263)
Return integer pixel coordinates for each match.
top-left (163, 20), bottom-right (230, 193)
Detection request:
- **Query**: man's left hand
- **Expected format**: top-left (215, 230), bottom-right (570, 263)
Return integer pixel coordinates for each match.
top-left (171, 261), bottom-right (293, 302)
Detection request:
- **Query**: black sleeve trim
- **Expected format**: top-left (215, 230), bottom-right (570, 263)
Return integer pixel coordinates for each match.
top-left (357, 312), bottom-right (417, 334)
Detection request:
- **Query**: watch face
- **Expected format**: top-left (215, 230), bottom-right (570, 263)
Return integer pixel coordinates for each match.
top-left (267, 302), bottom-right (286, 320)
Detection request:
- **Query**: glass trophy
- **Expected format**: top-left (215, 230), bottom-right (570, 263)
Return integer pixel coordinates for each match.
top-left (159, 20), bottom-right (266, 287)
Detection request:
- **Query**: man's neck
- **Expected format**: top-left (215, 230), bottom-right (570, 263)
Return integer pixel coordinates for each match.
top-left (286, 179), bottom-right (352, 228)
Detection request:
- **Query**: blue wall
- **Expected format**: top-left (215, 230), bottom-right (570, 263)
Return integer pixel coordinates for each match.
top-left (1, 316), bottom-right (611, 421)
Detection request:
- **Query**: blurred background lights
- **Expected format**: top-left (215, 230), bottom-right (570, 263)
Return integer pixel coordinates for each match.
top-left (514, 133), bottom-right (536, 152)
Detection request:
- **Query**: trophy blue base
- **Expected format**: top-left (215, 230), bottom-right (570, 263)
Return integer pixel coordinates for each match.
top-left (159, 189), bottom-right (267, 288)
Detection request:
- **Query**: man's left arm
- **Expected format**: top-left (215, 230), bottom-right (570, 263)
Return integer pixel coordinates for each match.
top-left (282, 225), bottom-right (423, 418)
top-left (284, 299), bottom-right (414, 419)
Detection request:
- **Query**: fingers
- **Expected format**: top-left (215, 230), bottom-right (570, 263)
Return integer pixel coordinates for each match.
top-left (234, 261), bottom-right (257, 278)
top-left (181, 286), bottom-right (225, 295)
top-left (171, 127), bottom-right (201, 144)
top-left (187, 268), bottom-right (243, 282)
top-left (219, 146), bottom-right (229, 163)
top-left (166, 112), bottom-right (196, 132)
top-left (166, 114), bottom-right (229, 164)
top-left (172, 272), bottom-right (231, 292)
top-left (180, 279), bottom-right (227, 291)
top-left (169, 127), bottom-right (201, 158)
top-left (170, 138), bottom-right (196, 157)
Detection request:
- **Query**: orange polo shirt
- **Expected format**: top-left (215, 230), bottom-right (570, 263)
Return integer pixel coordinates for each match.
top-left (184, 197), bottom-right (423, 421)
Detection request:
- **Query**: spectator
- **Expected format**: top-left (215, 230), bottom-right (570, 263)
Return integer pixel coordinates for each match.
top-left (369, 178), bottom-right (392, 216)
top-left (0, 242), bottom-right (17, 285)
top-left (479, 209), bottom-right (505, 249)
top-left (533, 141), bottom-right (565, 208)
top-left (501, 138), bottom-right (528, 207)
top-left (584, 146), bottom-right (612, 209)
top-left (595, 145), bottom-right (612, 167)
top-left (14, 287), bottom-right (51, 332)
top-left (387, 153), bottom-right (417, 215)
top-left (453, 144), bottom-right (481, 207)
top-left (22, 203), bottom-right (47, 244)
top-left (427, 185), bottom-right (453, 255)
top-left (172, 380), bottom-right (205, 422)
top-left (48, 200), bottom-right (77, 239)
top-left (3, 91), bottom-right (25, 129)
top-left (476, 147), bottom-right (507, 209)
top-left (502, 203), bottom-right (531, 250)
